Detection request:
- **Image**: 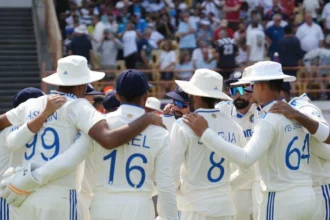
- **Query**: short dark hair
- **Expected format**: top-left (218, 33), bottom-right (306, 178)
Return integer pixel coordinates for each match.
top-left (119, 93), bottom-right (145, 103)
top-left (284, 25), bottom-right (293, 34)
top-left (266, 80), bottom-right (283, 92)
top-left (201, 97), bottom-right (219, 108)
top-left (93, 95), bottom-right (104, 107)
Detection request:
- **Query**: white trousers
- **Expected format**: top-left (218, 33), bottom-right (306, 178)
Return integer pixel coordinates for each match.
top-left (17, 189), bottom-right (78, 220)
top-left (312, 184), bottom-right (330, 220)
top-left (90, 192), bottom-right (155, 220)
top-left (258, 186), bottom-right (316, 220)
top-left (180, 211), bottom-right (234, 220)
top-left (78, 192), bottom-right (93, 220)
top-left (232, 189), bottom-right (253, 220)
top-left (0, 198), bottom-right (19, 220)
top-left (252, 181), bottom-right (263, 220)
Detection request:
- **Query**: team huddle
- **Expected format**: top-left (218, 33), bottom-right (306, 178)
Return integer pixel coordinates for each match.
top-left (0, 55), bottom-right (330, 220)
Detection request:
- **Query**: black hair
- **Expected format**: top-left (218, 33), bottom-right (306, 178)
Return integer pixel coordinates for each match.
top-left (93, 95), bottom-right (104, 107)
top-left (119, 93), bottom-right (146, 103)
top-left (267, 80), bottom-right (283, 92)
top-left (201, 97), bottom-right (219, 108)
top-left (284, 25), bottom-right (293, 34)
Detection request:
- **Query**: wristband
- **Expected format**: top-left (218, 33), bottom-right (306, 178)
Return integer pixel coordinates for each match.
top-left (313, 122), bottom-right (330, 143)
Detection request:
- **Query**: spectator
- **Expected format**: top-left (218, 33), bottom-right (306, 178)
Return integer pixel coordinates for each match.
top-left (278, 25), bottom-right (302, 78)
top-left (240, 2), bottom-right (249, 21)
top-left (234, 22), bottom-right (246, 41)
top-left (214, 19), bottom-right (234, 42)
top-left (88, 15), bottom-right (104, 70)
top-left (216, 29), bottom-right (238, 79)
top-left (265, 13), bottom-right (285, 59)
top-left (280, 0), bottom-right (295, 17)
top-left (137, 28), bottom-right (154, 79)
top-left (322, 1), bottom-right (330, 33)
top-left (80, 1), bottom-right (94, 25)
top-left (159, 40), bottom-right (177, 80)
top-left (224, 0), bottom-right (242, 22)
top-left (295, 12), bottom-right (324, 54)
top-left (192, 41), bottom-right (213, 68)
top-left (175, 51), bottom-right (194, 80)
top-left (208, 12), bottom-right (221, 31)
top-left (235, 38), bottom-right (248, 66)
top-left (303, 0), bottom-right (320, 21)
top-left (148, 23), bottom-right (165, 49)
top-left (156, 13), bottom-right (175, 39)
top-left (98, 29), bottom-right (123, 71)
top-left (68, 25), bottom-right (93, 66)
top-left (246, 13), bottom-right (264, 33)
top-left (201, 0), bottom-right (223, 19)
top-left (63, 28), bottom-right (74, 56)
top-left (196, 19), bottom-right (213, 46)
top-left (118, 13), bottom-right (148, 34)
top-left (264, 0), bottom-right (288, 21)
top-left (176, 11), bottom-right (197, 51)
top-left (189, 9), bottom-right (201, 26)
top-left (246, 19), bottom-right (265, 63)
top-left (119, 21), bottom-right (139, 69)
top-left (196, 48), bottom-right (217, 69)
top-left (104, 13), bottom-right (118, 33)
top-left (128, 0), bottom-right (146, 18)
top-left (149, 0), bottom-right (166, 12)
top-left (265, 15), bottom-right (288, 28)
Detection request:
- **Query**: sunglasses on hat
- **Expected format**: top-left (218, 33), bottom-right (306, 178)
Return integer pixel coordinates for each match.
top-left (174, 100), bottom-right (189, 109)
top-left (229, 87), bottom-right (245, 96)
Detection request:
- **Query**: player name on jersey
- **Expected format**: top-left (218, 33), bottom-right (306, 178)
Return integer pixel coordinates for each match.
top-left (127, 133), bottom-right (150, 149)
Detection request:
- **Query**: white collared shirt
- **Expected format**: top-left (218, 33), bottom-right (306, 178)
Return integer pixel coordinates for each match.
top-left (289, 94), bottom-right (330, 186)
top-left (171, 108), bottom-right (251, 216)
top-left (162, 114), bottom-right (176, 134)
top-left (5, 91), bottom-right (104, 190)
top-left (202, 101), bottom-right (313, 192)
top-left (92, 104), bottom-right (178, 219)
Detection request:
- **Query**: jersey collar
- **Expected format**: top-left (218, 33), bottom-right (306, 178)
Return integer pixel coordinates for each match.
top-left (50, 90), bottom-right (78, 99)
top-left (195, 108), bottom-right (220, 114)
top-left (117, 104), bottom-right (145, 119)
top-left (257, 99), bottom-right (286, 113)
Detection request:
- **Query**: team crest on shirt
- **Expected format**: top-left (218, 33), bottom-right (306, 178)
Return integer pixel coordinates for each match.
top-left (249, 114), bottom-right (254, 123)
top-left (127, 114), bottom-right (133, 118)
top-left (212, 114), bottom-right (217, 118)
top-left (63, 71), bottom-right (68, 75)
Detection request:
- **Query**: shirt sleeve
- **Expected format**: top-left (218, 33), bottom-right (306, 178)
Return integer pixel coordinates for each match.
top-left (170, 51), bottom-right (176, 63)
top-left (32, 132), bottom-right (93, 185)
top-left (6, 99), bottom-right (31, 125)
top-left (310, 137), bottom-right (330, 160)
top-left (317, 26), bottom-right (325, 41)
top-left (298, 104), bottom-right (328, 125)
top-left (5, 124), bottom-right (35, 151)
top-left (67, 99), bottom-right (106, 134)
top-left (170, 122), bottom-right (188, 189)
top-left (154, 134), bottom-right (178, 220)
top-left (200, 119), bottom-right (275, 168)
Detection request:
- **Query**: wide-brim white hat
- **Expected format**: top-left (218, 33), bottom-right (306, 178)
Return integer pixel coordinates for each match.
top-left (145, 97), bottom-right (162, 112)
top-left (234, 61), bottom-right (296, 84)
top-left (175, 69), bottom-right (232, 100)
top-left (42, 55), bottom-right (105, 86)
top-left (74, 25), bottom-right (88, 34)
top-left (230, 65), bottom-right (254, 86)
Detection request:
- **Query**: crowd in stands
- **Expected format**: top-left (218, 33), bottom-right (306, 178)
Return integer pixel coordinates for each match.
top-left (55, 0), bottom-right (330, 99)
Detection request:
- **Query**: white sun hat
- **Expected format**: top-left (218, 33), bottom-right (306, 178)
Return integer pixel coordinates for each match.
top-left (74, 24), bottom-right (88, 34)
top-left (175, 69), bottom-right (232, 100)
top-left (230, 65), bottom-right (254, 86)
top-left (236, 61), bottom-right (296, 84)
top-left (42, 55), bottom-right (105, 86)
top-left (145, 97), bottom-right (162, 112)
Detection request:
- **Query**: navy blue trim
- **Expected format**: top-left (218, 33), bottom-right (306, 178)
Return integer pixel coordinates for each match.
top-left (195, 110), bottom-right (220, 113)
top-left (266, 192), bottom-right (275, 220)
top-left (1, 198), bottom-right (3, 220)
top-left (0, 198), bottom-right (9, 220)
top-left (236, 113), bottom-right (244, 118)
top-left (322, 185), bottom-right (330, 220)
top-left (262, 112), bottom-right (268, 119)
top-left (121, 103), bottom-right (144, 109)
top-left (50, 90), bottom-right (77, 99)
top-left (260, 100), bottom-right (275, 109)
top-left (70, 190), bottom-right (77, 220)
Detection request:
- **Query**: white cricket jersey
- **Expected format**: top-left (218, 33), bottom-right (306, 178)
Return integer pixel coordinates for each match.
top-left (171, 108), bottom-right (249, 217)
top-left (5, 91), bottom-right (104, 190)
top-left (81, 152), bottom-right (96, 194)
top-left (201, 101), bottom-right (313, 192)
top-left (0, 126), bottom-right (24, 182)
top-left (289, 94), bottom-right (330, 186)
top-left (92, 104), bottom-right (178, 219)
top-left (162, 114), bottom-right (176, 134)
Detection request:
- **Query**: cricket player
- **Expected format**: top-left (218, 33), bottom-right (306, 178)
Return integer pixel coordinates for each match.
top-left (184, 61), bottom-right (317, 220)
top-left (269, 94), bottom-right (330, 219)
top-left (171, 69), bottom-right (253, 220)
top-left (90, 69), bottom-right (178, 220)
top-left (162, 86), bottom-right (190, 133)
top-left (102, 90), bottom-right (120, 113)
top-left (216, 70), bottom-right (257, 220)
top-left (0, 55), bottom-right (164, 220)
top-left (0, 88), bottom-right (60, 220)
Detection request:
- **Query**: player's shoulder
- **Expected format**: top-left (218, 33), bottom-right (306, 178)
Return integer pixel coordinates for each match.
top-left (259, 112), bottom-right (285, 126)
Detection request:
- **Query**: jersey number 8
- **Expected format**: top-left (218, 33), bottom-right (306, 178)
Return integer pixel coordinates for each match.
top-left (285, 133), bottom-right (310, 170)
top-left (207, 152), bottom-right (225, 182)
top-left (104, 150), bottom-right (147, 188)
top-left (25, 127), bottom-right (60, 161)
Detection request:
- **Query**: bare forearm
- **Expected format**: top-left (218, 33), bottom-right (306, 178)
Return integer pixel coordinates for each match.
top-left (27, 111), bottom-right (49, 133)
top-left (293, 111), bottom-right (319, 135)
top-left (0, 114), bottom-right (12, 130)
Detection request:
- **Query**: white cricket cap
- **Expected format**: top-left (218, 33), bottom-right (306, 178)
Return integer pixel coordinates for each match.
top-left (145, 97), bottom-right (162, 112)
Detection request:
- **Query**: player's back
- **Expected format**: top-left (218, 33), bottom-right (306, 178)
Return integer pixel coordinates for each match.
top-left (172, 109), bottom-right (246, 216)
top-left (257, 106), bottom-right (313, 192)
top-left (93, 104), bottom-right (168, 195)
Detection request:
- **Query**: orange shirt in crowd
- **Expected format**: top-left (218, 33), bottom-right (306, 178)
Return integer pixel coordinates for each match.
top-left (280, 0), bottom-right (295, 16)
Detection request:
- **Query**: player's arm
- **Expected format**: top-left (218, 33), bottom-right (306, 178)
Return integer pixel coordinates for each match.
top-left (154, 134), bottom-right (179, 220)
top-left (310, 138), bottom-right (330, 160)
top-left (170, 122), bottom-right (188, 188)
top-left (183, 113), bottom-right (274, 168)
top-left (5, 95), bottom-right (66, 150)
top-left (270, 101), bottom-right (330, 144)
top-left (0, 98), bottom-right (30, 130)
top-left (229, 128), bottom-right (255, 190)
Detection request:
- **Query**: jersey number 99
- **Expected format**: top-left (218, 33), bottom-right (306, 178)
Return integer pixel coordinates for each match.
top-left (104, 150), bottom-right (147, 188)
top-left (25, 127), bottom-right (59, 161)
top-left (285, 133), bottom-right (310, 170)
